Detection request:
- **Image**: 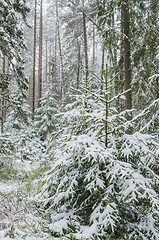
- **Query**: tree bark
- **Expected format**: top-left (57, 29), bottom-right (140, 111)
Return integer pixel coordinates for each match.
top-left (123, 0), bottom-right (132, 122)
top-left (156, 77), bottom-right (159, 99)
top-left (1, 57), bottom-right (6, 134)
top-left (54, 26), bottom-right (57, 96)
top-left (37, 0), bottom-right (43, 108)
top-left (93, 23), bottom-right (95, 65)
top-left (46, 39), bottom-right (48, 83)
top-left (105, 65), bottom-right (108, 148)
top-left (100, 49), bottom-right (104, 95)
top-left (4, 59), bottom-right (10, 122)
top-left (58, 59), bottom-right (60, 104)
top-left (49, 43), bottom-right (51, 83)
top-left (29, 74), bottom-right (32, 116)
top-left (82, 0), bottom-right (88, 88)
top-left (77, 43), bottom-right (81, 90)
top-left (32, 0), bottom-right (37, 118)
top-left (57, 9), bottom-right (64, 101)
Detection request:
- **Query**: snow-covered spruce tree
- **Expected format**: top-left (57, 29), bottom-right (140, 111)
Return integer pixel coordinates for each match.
top-left (0, 0), bottom-right (30, 92)
top-left (132, 98), bottom-right (159, 138)
top-left (0, 82), bottom-right (28, 155)
top-left (0, 0), bottom-right (32, 160)
top-left (3, 85), bottom-right (45, 162)
top-left (35, 82), bottom-right (60, 142)
top-left (39, 71), bottom-right (159, 239)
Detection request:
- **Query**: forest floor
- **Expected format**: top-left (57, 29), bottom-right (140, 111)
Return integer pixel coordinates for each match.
top-left (0, 157), bottom-right (60, 240)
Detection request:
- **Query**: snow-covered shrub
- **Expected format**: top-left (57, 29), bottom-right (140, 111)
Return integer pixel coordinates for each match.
top-left (39, 91), bottom-right (159, 239)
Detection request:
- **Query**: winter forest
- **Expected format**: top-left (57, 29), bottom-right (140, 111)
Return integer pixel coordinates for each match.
top-left (0, 0), bottom-right (159, 239)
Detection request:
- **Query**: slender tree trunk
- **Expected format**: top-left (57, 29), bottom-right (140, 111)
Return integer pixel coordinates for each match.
top-left (32, 0), bottom-right (37, 118)
top-left (93, 23), bottom-right (95, 65)
top-left (54, 27), bottom-right (57, 96)
top-left (7, 58), bottom-right (10, 75)
top-left (53, 0), bottom-right (61, 98)
top-left (29, 75), bottom-right (32, 116)
top-left (46, 39), bottom-right (48, 83)
top-left (57, 15), bottom-right (64, 101)
top-left (82, 0), bottom-right (88, 88)
top-left (49, 42), bottom-right (52, 83)
top-left (1, 57), bottom-right (6, 134)
top-left (119, 6), bottom-right (124, 112)
top-left (37, 0), bottom-right (43, 108)
top-left (49, 44), bottom-right (51, 82)
top-left (77, 43), bottom-right (81, 90)
top-left (123, 0), bottom-right (132, 123)
top-left (156, 77), bottom-right (159, 99)
top-left (112, 13), bottom-right (119, 111)
top-left (100, 49), bottom-right (104, 95)
top-left (105, 65), bottom-right (108, 148)
top-left (3, 57), bottom-right (5, 74)
top-left (58, 59), bottom-right (60, 104)
top-left (4, 59), bottom-right (10, 122)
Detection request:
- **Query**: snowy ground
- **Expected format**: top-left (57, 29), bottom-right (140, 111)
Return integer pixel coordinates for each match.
top-left (0, 159), bottom-right (57, 240)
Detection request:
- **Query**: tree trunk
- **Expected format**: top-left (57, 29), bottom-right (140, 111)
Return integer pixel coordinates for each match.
top-left (58, 59), bottom-right (60, 104)
top-left (1, 57), bottom-right (6, 134)
top-left (54, 26), bottom-right (57, 96)
top-left (46, 39), bottom-right (48, 83)
top-left (77, 43), bottom-right (81, 90)
top-left (156, 77), bottom-right (159, 99)
top-left (29, 74), bottom-right (32, 117)
top-left (49, 43), bottom-right (52, 83)
top-left (32, 0), bottom-right (37, 118)
top-left (93, 23), bottom-right (95, 65)
top-left (119, 6), bottom-right (125, 112)
top-left (82, 0), bottom-right (88, 88)
top-left (105, 65), bottom-right (108, 148)
top-left (37, 0), bottom-right (43, 108)
top-left (57, 11), bottom-right (64, 102)
top-left (100, 49), bottom-right (104, 95)
top-left (123, 0), bottom-right (132, 122)
top-left (4, 59), bottom-right (10, 122)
